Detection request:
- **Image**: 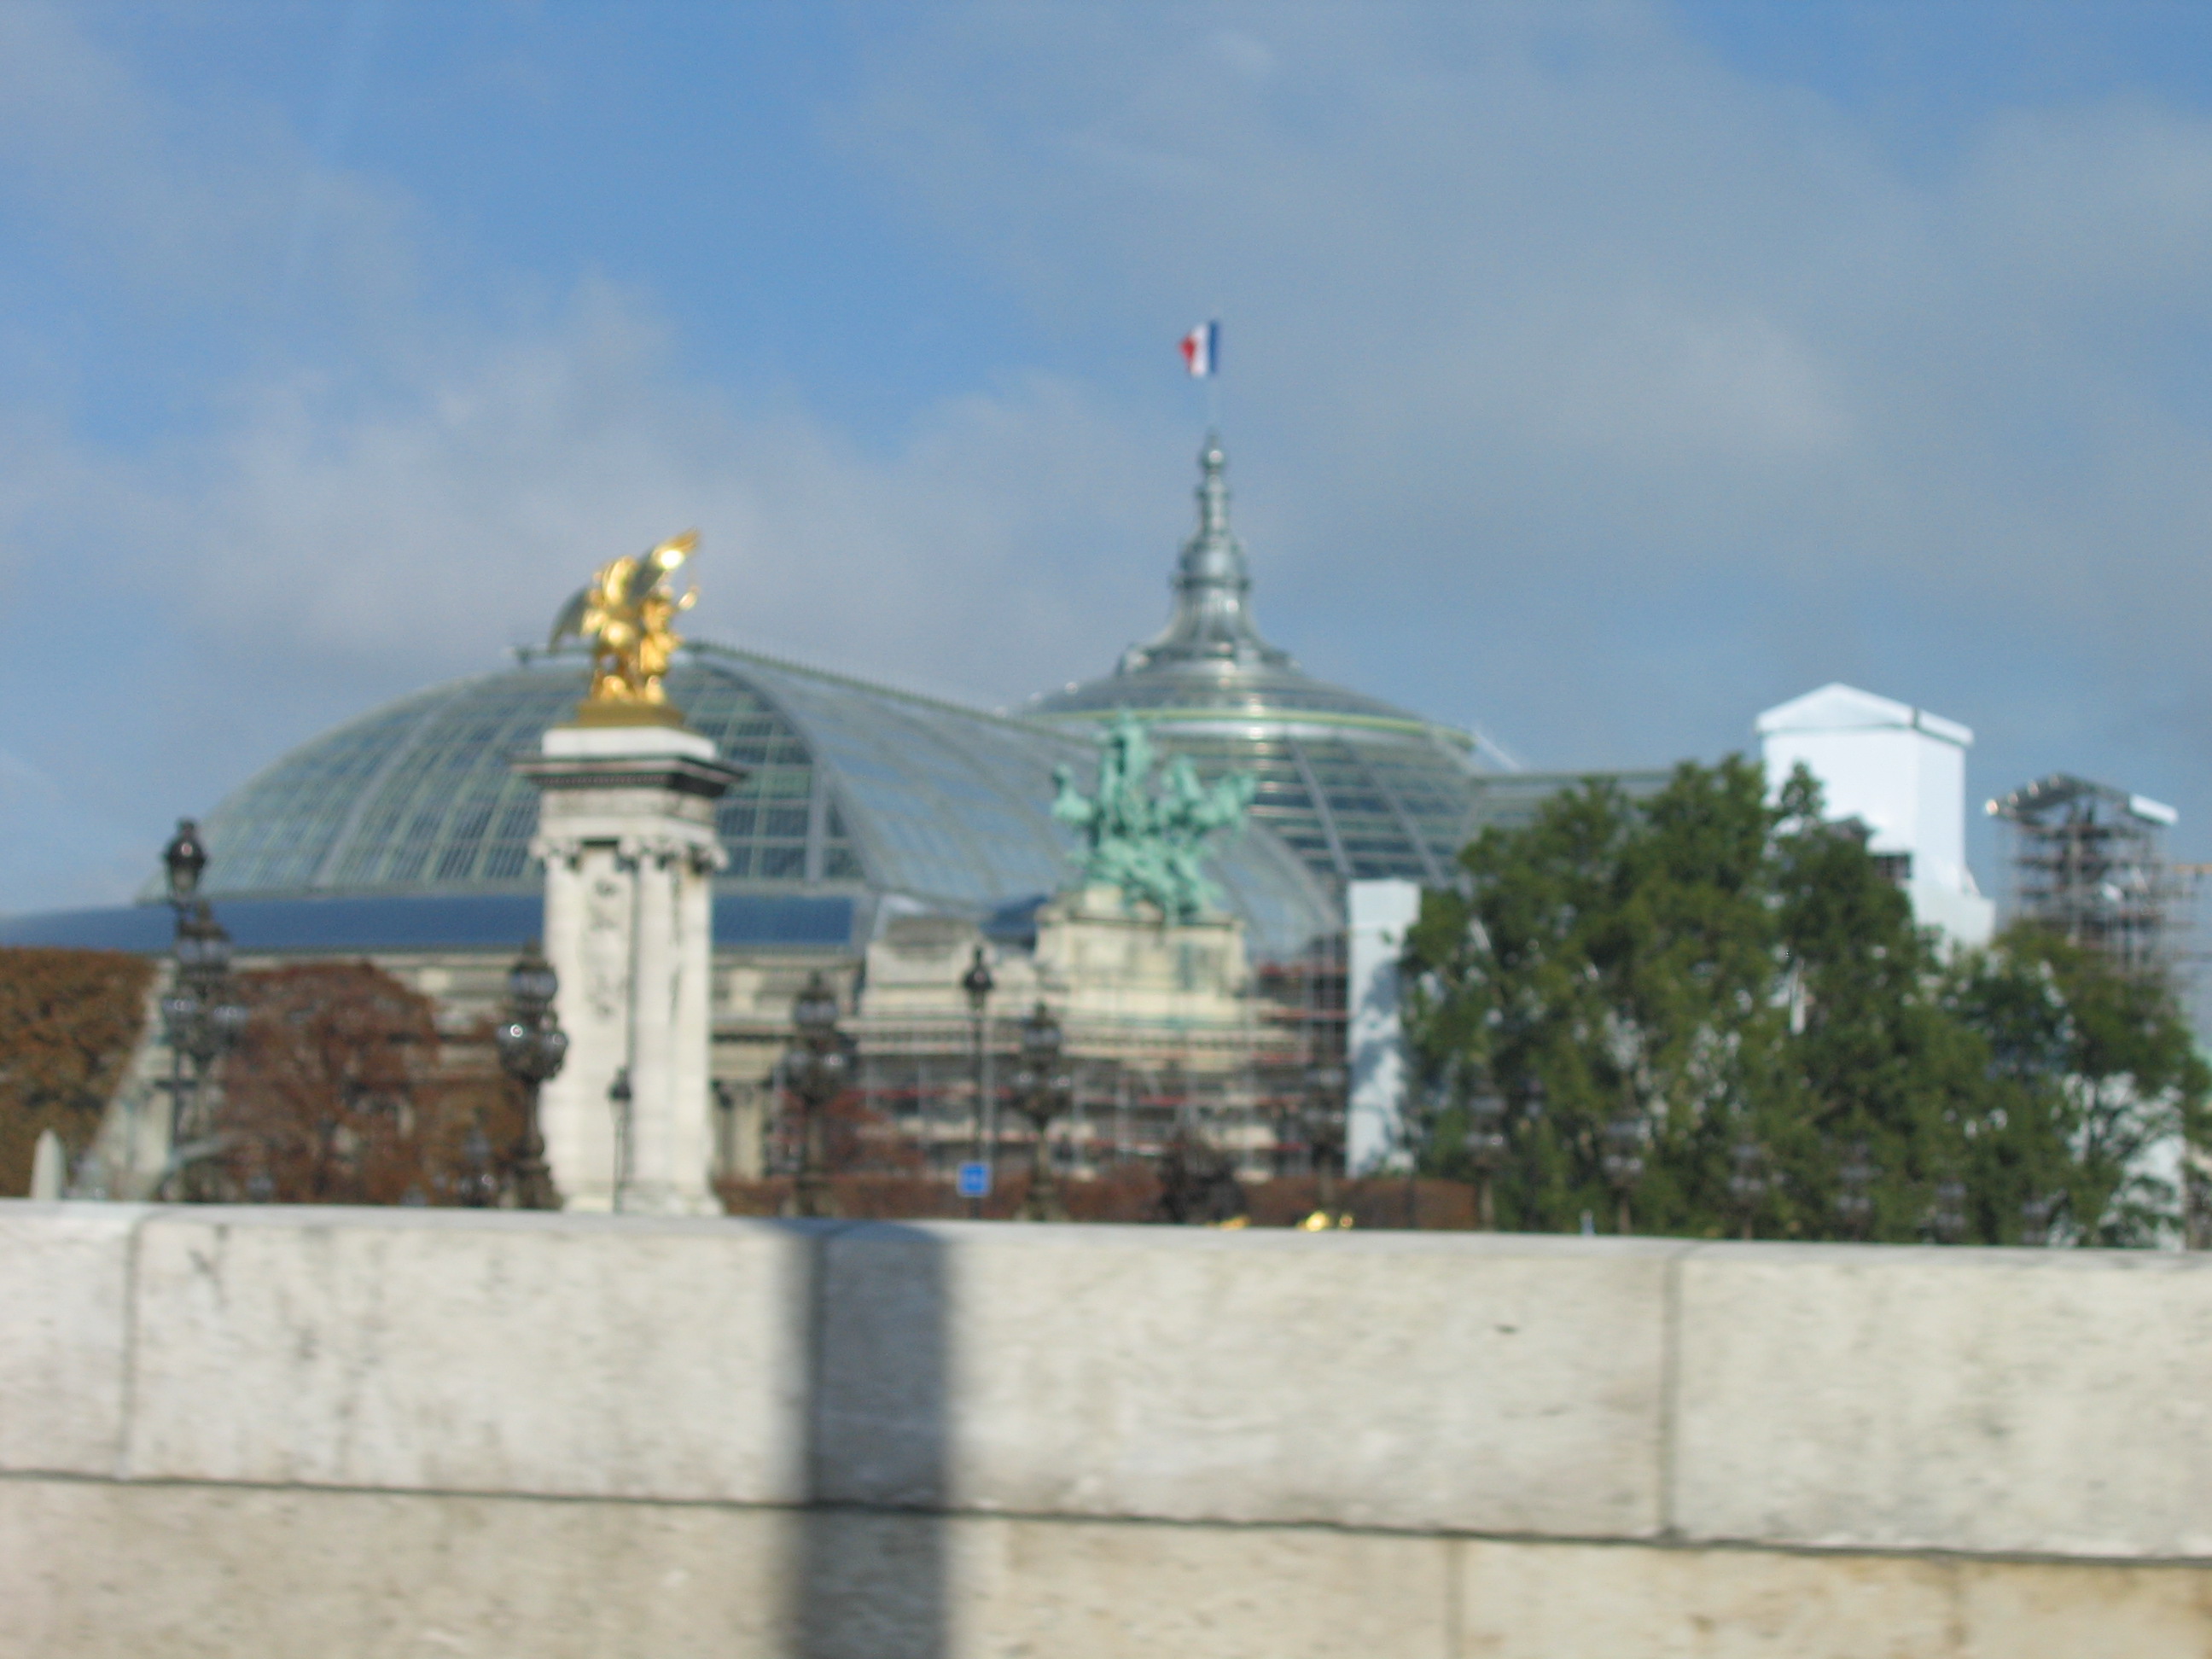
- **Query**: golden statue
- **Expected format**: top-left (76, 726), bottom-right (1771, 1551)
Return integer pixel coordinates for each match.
top-left (550, 531), bottom-right (700, 725)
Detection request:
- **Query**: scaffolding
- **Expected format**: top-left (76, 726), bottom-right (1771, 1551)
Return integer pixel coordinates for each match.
top-left (1988, 773), bottom-right (2181, 976)
top-left (717, 931), bottom-right (1353, 1188)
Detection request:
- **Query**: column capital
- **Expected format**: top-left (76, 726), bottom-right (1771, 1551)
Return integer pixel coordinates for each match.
top-left (530, 834), bottom-right (588, 870)
top-left (614, 832), bottom-right (720, 870)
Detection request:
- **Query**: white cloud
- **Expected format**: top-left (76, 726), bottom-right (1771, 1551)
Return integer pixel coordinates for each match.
top-left (154, 283), bottom-right (1167, 710)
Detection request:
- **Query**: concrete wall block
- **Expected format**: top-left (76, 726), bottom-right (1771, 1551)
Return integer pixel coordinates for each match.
top-left (0, 1202), bottom-right (144, 1476)
top-left (0, 1476), bottom-right (789, 1659)
top-left (939, 1511), bottom-right (1452, 1659)
top-left (1, 1479), bottom-right (1452, 1659)
top-left (13, 1479), bottom-right (2206, 1659)
top-left (125, 1208), bottom-right (818, 1501)
top-left (1950, 1555), bottom-right (2212, 1656)
top-left (818, 1222), bottom-right (1679, 1535)
top-left (1674, 1245), bottom-right (2212, 1557)
top-left (1459, 1537), bottom-right (1962, 1659)
top-left (1457, 1536), bottom-right (2212, 1659)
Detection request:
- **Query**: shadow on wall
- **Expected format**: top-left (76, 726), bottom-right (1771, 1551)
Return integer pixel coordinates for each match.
top-left (789, 1220), bottom-right (951, 1659)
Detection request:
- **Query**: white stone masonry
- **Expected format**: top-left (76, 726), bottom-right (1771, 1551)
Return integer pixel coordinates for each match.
top-left (518, 723), bottom-right (737, 1214)
top-left (10, 1207), bottom-right (2212, 1657)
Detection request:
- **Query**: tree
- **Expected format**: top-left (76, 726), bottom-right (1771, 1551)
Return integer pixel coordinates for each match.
top-left (0, 948), bottom-right (154, 1196)
top-left (1945, 928), bottom-right (2209, 1246)
top-left (212, 961), bottom-right (521, 1205)
top-left (1403, 760), bottom-right (2208, 1243)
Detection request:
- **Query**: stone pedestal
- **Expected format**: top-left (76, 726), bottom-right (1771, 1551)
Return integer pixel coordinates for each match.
top-left (860, 885), bottom-right (1251, 1051)
top-left (515, 724), bottom-right (740, 1214)
top-left (1030, 884), bottom-right (1249, 1042)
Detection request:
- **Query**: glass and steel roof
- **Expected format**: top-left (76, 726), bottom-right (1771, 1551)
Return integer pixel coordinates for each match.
top-left (1024, 435), bottom-right (1492, 886)
top-left (182, 643), bottom-right (1340, 960)
top-left (0, 893), bottom-right (858, 955)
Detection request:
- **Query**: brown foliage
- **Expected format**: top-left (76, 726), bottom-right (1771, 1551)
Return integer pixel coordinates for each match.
top-left (0, 947), bottom-right (154, 1196)
top-left (213, 961), bottom-right (522, 1205)
top-left (714, 1171), bottom-right (1477, 1227)
top-left (761, 1086), bottom-right (932, 1178)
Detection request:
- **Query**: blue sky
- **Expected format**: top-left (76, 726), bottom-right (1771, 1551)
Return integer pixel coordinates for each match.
top-left (8, 2), bottom-right (2212, 912)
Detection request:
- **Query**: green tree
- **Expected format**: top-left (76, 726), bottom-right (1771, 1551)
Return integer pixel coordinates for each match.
top-left (1404, 760), bottom-right (2207, 1243)
top-left (1945, 928), bottom-right (2209, 1245)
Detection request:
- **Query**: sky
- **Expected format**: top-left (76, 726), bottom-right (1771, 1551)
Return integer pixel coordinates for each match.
top-left (7, 0), bottom-right (2212, 914)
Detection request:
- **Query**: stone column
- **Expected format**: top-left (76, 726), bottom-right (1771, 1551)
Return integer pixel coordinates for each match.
top-left (624, 839), bottom-right (680, 1211)
top-left (672, 845), bottom-right (717, 1196)
top-left (517, 725), bottom-right (739, 1214)
top-left (526, 835), bottom-right (617, 1206)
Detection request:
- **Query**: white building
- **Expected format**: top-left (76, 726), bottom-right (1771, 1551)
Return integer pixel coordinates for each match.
top-left (1755, 683), bottom-right (1995, 948)
top-left (1346, 878), bottom-right (1423, 1174)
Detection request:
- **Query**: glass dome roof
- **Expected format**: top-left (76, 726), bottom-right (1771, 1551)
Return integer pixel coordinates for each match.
top-left (189, 643), bottom-right (1339, 960)
top-left (1024, 435), bottom-right (1488, 886)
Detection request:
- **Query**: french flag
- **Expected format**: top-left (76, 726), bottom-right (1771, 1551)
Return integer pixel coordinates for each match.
top-left (1179, 319), bottom-right (1220, 378)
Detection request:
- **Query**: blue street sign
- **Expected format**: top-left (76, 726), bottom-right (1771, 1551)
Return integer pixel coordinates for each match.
top-left (956, 1161), bottom-right (992, 1199)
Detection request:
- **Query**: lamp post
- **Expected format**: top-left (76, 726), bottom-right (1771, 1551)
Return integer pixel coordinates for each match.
top-left (960, 945), bottom-right (995, 1217)
top-left (157, 821), bottom-right (247, 1202)
top-left (712, 1080), bottom-right (737, 1183)
top-left (1932, 1174), bottom-right (1969, 1243)
top-left (493, 940), bottom-right (568, 1210)
top-left (1302, 1060), bottom-right (1349, 1227)
top-left (459, 1123), bottom-right (498, 1208)
top-left (163, 818), bottom-right (207, 905)
top-left (1010, 1001), bottom-right (1072, 1222)
top-left (608, 1068), bottom-right (634, 1208)
top-left (1728, 1136), bottom-right (1768, 1241)
top-left (784, 971), bottom-right (851, 1219)
top-left (1463, 1081), bottom-right (1507, 1231)
top-left (1601, 1110), bottom-right (1646, 1235)
top-left (1834, 1140), bottom-right (1877, 1242)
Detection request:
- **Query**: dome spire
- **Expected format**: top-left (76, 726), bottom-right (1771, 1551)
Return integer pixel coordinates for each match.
top-left (1194, 430), bottom-right (1233, 548)
top-left (1121, 432), bottom-right (1293, 673)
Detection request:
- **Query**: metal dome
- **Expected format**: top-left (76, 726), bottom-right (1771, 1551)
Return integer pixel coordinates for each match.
top-left (182, 643), bottom-right (1340, 960)
top-left (1025, 435), bottom-right (1488, 886)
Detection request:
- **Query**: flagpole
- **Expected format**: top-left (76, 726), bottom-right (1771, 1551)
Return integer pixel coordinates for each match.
top-left (1183, 316), bottom-right (1224, 436)
top-left (1206, 315), bottom-right (1222, 435)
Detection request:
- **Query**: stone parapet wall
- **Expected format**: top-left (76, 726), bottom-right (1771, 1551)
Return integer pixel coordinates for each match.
top-left (6, 1202), bottom-right (2212, 1656)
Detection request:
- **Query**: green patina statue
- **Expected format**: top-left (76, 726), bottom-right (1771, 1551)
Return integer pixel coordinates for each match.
top-left (1051, 713), bottom-right (1256, 923)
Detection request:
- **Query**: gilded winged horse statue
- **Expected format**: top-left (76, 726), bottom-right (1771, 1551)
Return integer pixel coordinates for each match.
top-left (549, 531), bottom-right (699, 723)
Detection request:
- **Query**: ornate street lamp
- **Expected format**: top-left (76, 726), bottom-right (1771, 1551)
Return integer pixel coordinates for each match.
top-left (1601, 1111), bottom-right (1646, 1235)
top-left (1463, 1080), bottom-right (1507, 1231)
top-left (162, 818), bottom-right (208, 910)
top-left (960, 945), bottom-right (995, 1216)
top-left (1010, 1001), bottom-right (1073, 1222)
top-left (2019, 1191), bottom-right (2056, 1248)
top-left (1728, 1136), bottom-right (1768, 1241)
top-left (1834, 1141), bottom-right (1877, 1241)
top-left (157, 839), bottom-right (247, 1202)
top-left (783, 971), bottom-right (851, 1218)
top-left (493, 940), bottom-right (568, 1209)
